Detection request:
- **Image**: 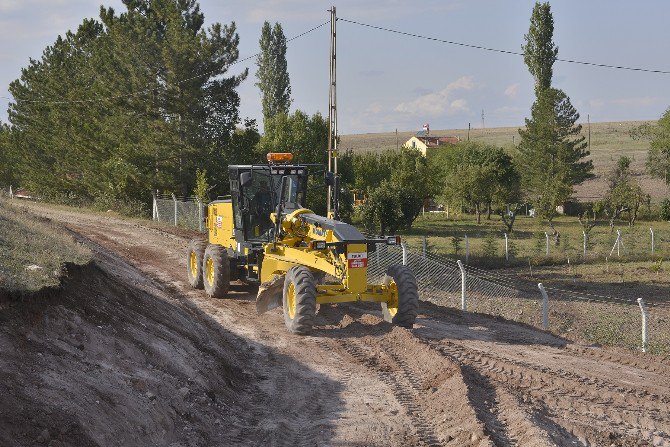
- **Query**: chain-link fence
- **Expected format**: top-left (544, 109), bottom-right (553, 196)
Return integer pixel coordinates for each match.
top-left (368, 243), bottom-right (670, 356)
top-left (153, 193), bottom-right (205, 232)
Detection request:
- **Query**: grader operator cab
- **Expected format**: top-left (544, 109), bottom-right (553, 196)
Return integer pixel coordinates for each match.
top-left (186, 153), bottom-right (419, 334)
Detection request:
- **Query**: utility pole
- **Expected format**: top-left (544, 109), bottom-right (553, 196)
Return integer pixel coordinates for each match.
top-left (481, 109), bottom-right (485, 130)
top-left (395, 128), bottom-right (398, 151)
top-left (467, 122), bottom-right (470, 141)
top-left (327, 6), bottom-right (338, 217)
top-left (587, 114), bottom-right (591, 150)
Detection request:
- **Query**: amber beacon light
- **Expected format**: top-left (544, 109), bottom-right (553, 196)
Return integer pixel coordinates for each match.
top-left (267, 152), bottom-right (294, 163)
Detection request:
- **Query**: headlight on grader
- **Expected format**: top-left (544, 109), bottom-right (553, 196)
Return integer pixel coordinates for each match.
top-left (386, 235), bottom-right (401, 245)
top-left (308, 240), bottom-right (327, 250)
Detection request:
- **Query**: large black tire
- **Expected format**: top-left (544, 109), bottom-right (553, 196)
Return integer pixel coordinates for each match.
top-left (186, 239), bottom-right (207, 289)
top-left (381, 264), bottom-right (419, 328)
top-left (282, 266), bottom-right (316, 335)
top-left (203, 245), bottom-right (230, 298)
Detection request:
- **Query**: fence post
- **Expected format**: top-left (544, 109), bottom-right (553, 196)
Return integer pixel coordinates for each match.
top-left (457, 260), bottom-right (466, 311)
top-left (465, 233), bottom-right (469, 264)
top-left (583, 230), bottom-right (587, 258)
top-left (401, 243), bottom-right (407, 266)
top-left (650, 227), bottom-right (655, 257)
top-left (538, 283), bottom-right (549, 330)
top-left (9, 185), bottom-right (13, 199)
top-left (197, 199), bottom-right (203, 232)
top-left (152, 193), bottom-right (157, 221)
top-left (637, 298), bottom-right (648, 353)
top-left (171, 193), bottom-right (178, 226)
top-left (504, 233), bottom-right (509, 261)
top-left (422, 236), bottom-right (427, 258)
top-left (617, 229), bottom-right (621, 257)
top-left (545, 232), bottom-right (549, 256)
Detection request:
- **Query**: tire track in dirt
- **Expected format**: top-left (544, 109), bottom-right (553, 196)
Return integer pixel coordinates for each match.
top-left (420, 338), bottom-right (668, 446)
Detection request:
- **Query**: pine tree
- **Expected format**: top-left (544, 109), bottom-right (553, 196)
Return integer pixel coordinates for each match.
top-left (518, 2), bottom-right (593, 237)
top-left (256, 21), bottom-right (292, 128)
top-left (7, 0), bottom-right (246, 206)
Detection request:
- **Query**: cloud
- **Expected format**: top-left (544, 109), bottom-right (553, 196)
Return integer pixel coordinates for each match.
top-left (394, 76), bottom-right (475, 116)
top-left (503, 83), bottom-right (519, 99)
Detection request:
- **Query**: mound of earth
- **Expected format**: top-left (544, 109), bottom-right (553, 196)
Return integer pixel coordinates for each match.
top-left (0, 257), bottom-right (254, 446)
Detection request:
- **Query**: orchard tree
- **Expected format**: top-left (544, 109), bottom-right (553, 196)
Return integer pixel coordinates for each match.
top-left (256, 22), bottom-right (292, 128)
top-left (518, 2), bottom-right (593, 239)
top-left (436, 142), bottom-right (520, 225)
top-left (634, 108), bottom-right (670, 184)
top-left (360, 148), bottom-right (438, 234)
top-left (601, 156), bottom-right (648, 230)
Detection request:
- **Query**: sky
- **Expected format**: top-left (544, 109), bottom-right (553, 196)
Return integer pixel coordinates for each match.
top-left (1, 0), bottom-right (669, 134)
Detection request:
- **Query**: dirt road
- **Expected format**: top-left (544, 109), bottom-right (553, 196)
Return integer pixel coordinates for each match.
top-left (6, 204), bottom-right (670, 447)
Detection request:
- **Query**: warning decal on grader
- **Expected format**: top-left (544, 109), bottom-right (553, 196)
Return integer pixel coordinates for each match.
top-left (347, 252), bottom-right (367, 268)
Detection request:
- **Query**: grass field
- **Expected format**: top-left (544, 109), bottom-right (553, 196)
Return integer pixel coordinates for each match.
top-left (341, 120), bottom-right (669, 201)
top-left (0, 199), bottom-right (91, 293)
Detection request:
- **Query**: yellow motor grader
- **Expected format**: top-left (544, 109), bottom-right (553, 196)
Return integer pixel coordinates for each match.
top-left (186, 153), bottom-right (418, 334)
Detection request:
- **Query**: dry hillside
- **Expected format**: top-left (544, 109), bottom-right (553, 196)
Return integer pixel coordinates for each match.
top-left (340, 120), bottom-right (668, 201)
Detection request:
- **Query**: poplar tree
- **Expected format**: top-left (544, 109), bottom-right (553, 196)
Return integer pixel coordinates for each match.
top-left (518, 2), bottom-right (592, 237)
top-left (256, 21), bottom-right (292, 128)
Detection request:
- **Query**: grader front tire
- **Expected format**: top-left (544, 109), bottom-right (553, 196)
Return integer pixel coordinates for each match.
top-left (203, 245), bottom-right (230, 298)
top-left (186, 239), bottom-right (207, 289)
top-left (382, 264), bottom-right (419, 328)
top-left (282, 266), bottom-right (316, 335)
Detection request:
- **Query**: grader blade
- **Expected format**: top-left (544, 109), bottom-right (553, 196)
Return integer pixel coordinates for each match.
top-left (256, 274), bottom-right (285, 314)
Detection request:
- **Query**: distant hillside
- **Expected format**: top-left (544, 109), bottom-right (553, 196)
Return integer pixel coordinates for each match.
top-left (340, 121), bottom-right (668, 202)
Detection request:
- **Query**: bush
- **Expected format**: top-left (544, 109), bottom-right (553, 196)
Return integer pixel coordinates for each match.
top-left (661, 199), bottom-right (670, 221)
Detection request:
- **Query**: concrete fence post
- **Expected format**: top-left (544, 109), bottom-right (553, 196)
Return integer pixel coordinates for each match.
top-left (504, 233), bottom-right (509, 261)
top-left (197, 199), bottom-right (203, 232)
top-left (9, 185), bottom-right (13, 199)
top-left (637, 298), bottom-right (648, 353)
top-left (617, 229), bottom-right (622, 257)
top-left (465, 234), bottom-right (469, 264)
top-left (401, 243), bottom-right (407, 266)
top-left (422, 236), bottom-right (427, 258)
top-left (457, 260), bottom-right (466, 311)
top-left (650, 228), bottom-right (655, 257)
top-left (538, 283), bottom-right (549, 330)
top-left (171, 193), bottom-right (178, 226)
top-left (152, 193), bottom-right (158, 221)
top-left (583, 230), bottom-right (587, 258)
top-left (545, 232), bottom-right (549, 256)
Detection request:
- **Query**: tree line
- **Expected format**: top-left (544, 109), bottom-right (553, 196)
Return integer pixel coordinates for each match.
top-left (1, 0), bottom-right (668, 238)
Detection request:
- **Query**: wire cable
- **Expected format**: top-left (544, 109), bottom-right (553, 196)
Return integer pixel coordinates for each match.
top-left (338, 17), bottom-right (670, 75)
top-left (1, 20), bottom-right (329, 105)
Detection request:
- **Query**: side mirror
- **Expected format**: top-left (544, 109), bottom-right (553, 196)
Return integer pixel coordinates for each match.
top-left (324, 171), bottom-right (335, 186)
top-left (240, 171), bottom-right (252, 187)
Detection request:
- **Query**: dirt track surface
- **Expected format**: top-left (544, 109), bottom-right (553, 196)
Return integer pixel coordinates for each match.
top-left (4, 204), bottom-right (670, 447)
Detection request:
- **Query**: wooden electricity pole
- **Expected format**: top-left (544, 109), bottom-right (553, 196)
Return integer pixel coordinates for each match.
top-left (327, 6), bottom-right (338, 217)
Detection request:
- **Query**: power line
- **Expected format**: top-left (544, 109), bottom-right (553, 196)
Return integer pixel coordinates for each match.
top-left (338, 17), bottom-right (670, 75)
top-left (1, 20), bottom-right (329, 105)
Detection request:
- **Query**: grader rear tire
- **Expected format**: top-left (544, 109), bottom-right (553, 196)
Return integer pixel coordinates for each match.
top-left (203, 245), bottom-right (230, 298)
top-left (381, 264), bottom-right (419, 328)
top-left (186, 239), bottom-right (207, 289)
top-left (282, 266), bottom-right (316, 335)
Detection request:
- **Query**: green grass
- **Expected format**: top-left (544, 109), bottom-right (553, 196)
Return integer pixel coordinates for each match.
top-left (341, 120), bottom-right (669, 201)
top-left (0, 199), bottom-right (91, 293)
